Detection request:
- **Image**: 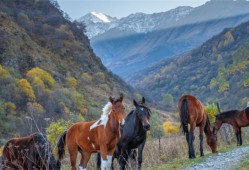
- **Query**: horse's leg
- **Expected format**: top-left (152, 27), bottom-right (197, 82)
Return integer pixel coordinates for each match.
top-left (233, 126), bottom-right (240, 146)
top-left (185, 131), bottom-right (191, 158)
top-left (68, 145), bottom-right (78, 170)
top-left (189, 124), bottom-right (196, 158)
top-left (119, 150), bottom-right (129, 170)
top-left (79, 151), bottom-right (91, 170)
top-left (199, 126), bottom-right (204, 157)
top-left (239, 128), bottom-right (242, 146)
top-left (137, 141), bottom-right (145, 170)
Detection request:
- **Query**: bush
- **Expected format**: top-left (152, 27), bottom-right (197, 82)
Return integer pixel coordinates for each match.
top-left (163, 121), bottom-right (179, 135)
top-left (17, 79), bottom-right (36, 102)
top-left (162, 93), bottom-right (174, 106)
top-left (205, 103), bottom-right (218, 123)
top-left (46, 119), bottom-right (73, 146)
top-left (66, 76), bottom-right (77, 88)
top-left (3, 102), bottom-right (16, 116)
top-left (26, 67), bottom-right (56, 89)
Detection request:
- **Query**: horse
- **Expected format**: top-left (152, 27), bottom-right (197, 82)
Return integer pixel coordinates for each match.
top-left (57, 95), bottom-right (126, 170)
top-left (2, 132), bottom-right (60, 170)
top-left (178, 94), bottom-right (217, 159)
top-left (97, 97), bottom-right (151, 170)
top-left (213, 107), bottom-right (249, 146)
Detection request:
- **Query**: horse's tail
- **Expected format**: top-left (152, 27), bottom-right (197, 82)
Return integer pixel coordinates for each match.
top-left (57, 131), bottom-right (67, 160)
top-left (96, 152), bottom-right (101, 170)
top-left (180, 97), bottom-right (189, 134)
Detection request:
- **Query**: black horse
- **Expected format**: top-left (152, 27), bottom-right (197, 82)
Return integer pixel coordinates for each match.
top-left (97, 97), bottom-right (151, 170)
top-left (2, 133), bottom-right (60, 170)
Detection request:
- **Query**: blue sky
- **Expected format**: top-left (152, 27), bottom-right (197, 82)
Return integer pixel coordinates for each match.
top-left (57, 0), bottom-right (209, 19)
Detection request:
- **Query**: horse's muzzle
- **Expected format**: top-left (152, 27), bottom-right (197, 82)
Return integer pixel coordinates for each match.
top-left (144, 124), bottom-right (150, 131)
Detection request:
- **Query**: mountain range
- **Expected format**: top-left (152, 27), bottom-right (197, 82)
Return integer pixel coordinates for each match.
top-left (79, 0), bottom-right (249, 79)
top-left (130, 19), bottom-right (249, 110)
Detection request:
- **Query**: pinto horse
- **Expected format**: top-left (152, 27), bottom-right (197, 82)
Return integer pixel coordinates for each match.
top-left (178, 94), bottom-right (217, 158)
top-left (97, 97), bottom-right (151, 170)
top-left (214, 107), bottom-right (249, 146)
top-left (2, 133), bottom-right (60, 170)
top-left (57, 95), bottom-right (126, 170)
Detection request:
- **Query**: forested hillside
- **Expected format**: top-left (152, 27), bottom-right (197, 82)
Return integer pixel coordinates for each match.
top-left (0, 0), bottom-right (134, 144)
top-left (130, 21), bottom-right (249, 110)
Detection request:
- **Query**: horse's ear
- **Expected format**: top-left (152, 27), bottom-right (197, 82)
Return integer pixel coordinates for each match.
top-left (142, 97), bottom-right (145, 104)
top-left (133, 99), bottom-right (138, 107)
top-left (109, 96), bottom-right (114, 103)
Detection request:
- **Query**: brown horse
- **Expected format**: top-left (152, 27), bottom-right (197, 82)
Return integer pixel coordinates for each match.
top-left (57, 95), bottom-right (126, 170)
top-left (2, 133), bottom-right (60, 170)
top-left (214, 107), bottom-right (249, 146)
top-left (178, 94), bottom-right (217, 158)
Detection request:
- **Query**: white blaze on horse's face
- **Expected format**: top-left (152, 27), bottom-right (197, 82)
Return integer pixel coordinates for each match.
top-left (120, 119), bottom-right (125, 126)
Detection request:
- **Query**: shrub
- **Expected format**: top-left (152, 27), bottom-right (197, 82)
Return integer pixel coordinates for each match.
top-left (3, 102), bottom-right (16, 116)
top-left (163, 121), bottom-right (179, 135)
top-left (17, 79), bottom-right (36, 102)
top-left (47, 119), bottom-right (73, 147)
top-left (66, 77), bottom-right (77, 88)
top-left (162, 93), bottom-right (174, 106)
top-left (26, 67), bottom-right (56, 89)
top-left (205, 103), bottom-right (218, 123)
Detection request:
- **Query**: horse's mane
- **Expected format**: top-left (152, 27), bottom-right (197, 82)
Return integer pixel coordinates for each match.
top-left (102, 102), bottom-right (112, 116)
top-left (216, 110), bottom-right (240, 119)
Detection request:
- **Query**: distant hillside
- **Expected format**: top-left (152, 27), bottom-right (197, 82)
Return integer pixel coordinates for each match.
top-left (130, 20), bottom-right (249, 110)
top-left (0, 0), bottom-right (135, 143)
top-left (87, 0), bottom-right (249, 79)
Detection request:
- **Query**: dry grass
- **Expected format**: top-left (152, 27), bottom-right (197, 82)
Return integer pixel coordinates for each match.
top-left (0, 146), bottom-right (3, 156)
top-left (59, 125), bottom-right (249, 169)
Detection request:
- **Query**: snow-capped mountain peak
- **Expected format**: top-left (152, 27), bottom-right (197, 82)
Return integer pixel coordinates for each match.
top-left (78, 6), bottom-right (193, 39)
top-left (90, 11), bottom-right (111, 23)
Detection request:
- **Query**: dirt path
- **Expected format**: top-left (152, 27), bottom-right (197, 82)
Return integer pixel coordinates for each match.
top-left (183, 146), bottom-right (249, 170)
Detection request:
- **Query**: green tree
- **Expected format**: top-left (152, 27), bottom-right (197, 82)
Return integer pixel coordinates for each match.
top-left (162, 93), bottom-right (174, 106)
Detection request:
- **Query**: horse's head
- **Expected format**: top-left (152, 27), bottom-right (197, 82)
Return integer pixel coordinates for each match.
top-left (109, 94), bottom-right (126, 126)
top-left (134, 97), bottom-right (151, 131)
top-left (206, 131), bottom-right (218, 153)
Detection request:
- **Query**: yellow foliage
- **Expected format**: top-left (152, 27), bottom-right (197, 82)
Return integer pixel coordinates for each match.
top-left (163, 121), bottom-right (179, 135)
top-left (218, 82), bottom-right (229, 92)
top-left (205, 103), bottom-right (218, 123)
top-left (244, 78), bottom-right (249, 87)
top-left (17, 79), bottom-right (36, 101)
top-left (3, 102), bottom-right (16, 116)
top-left (66, 77), bottom-right (77, 88)
top-left (0, 65), bottom-right (10, 79)
top-left (224, 31), bottom-right (234, 46)
top-left (95, 72), bottom-right (105, 80)
top-left (81, 72), bottom-right (92, 83)
top-left (0, 146), bottom-right (3, 156)
top-left (28, 102), bottom-right (45, 115)
top-left (47, 119), bottom-right (73, 147)
top-left (26, 67), bottom-right (56, 89)
top-left (209, 78), bottom-right (217, 89)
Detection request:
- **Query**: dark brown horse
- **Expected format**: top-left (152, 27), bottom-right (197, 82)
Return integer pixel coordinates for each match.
top-left (2, 133), bottom-right (60, 170)
top-left (57, 95), bottom-right (126, 170)
top-left (214, 107), bottom-right (249, 146)
top-left (178, 94), bottom-right (217, 158)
